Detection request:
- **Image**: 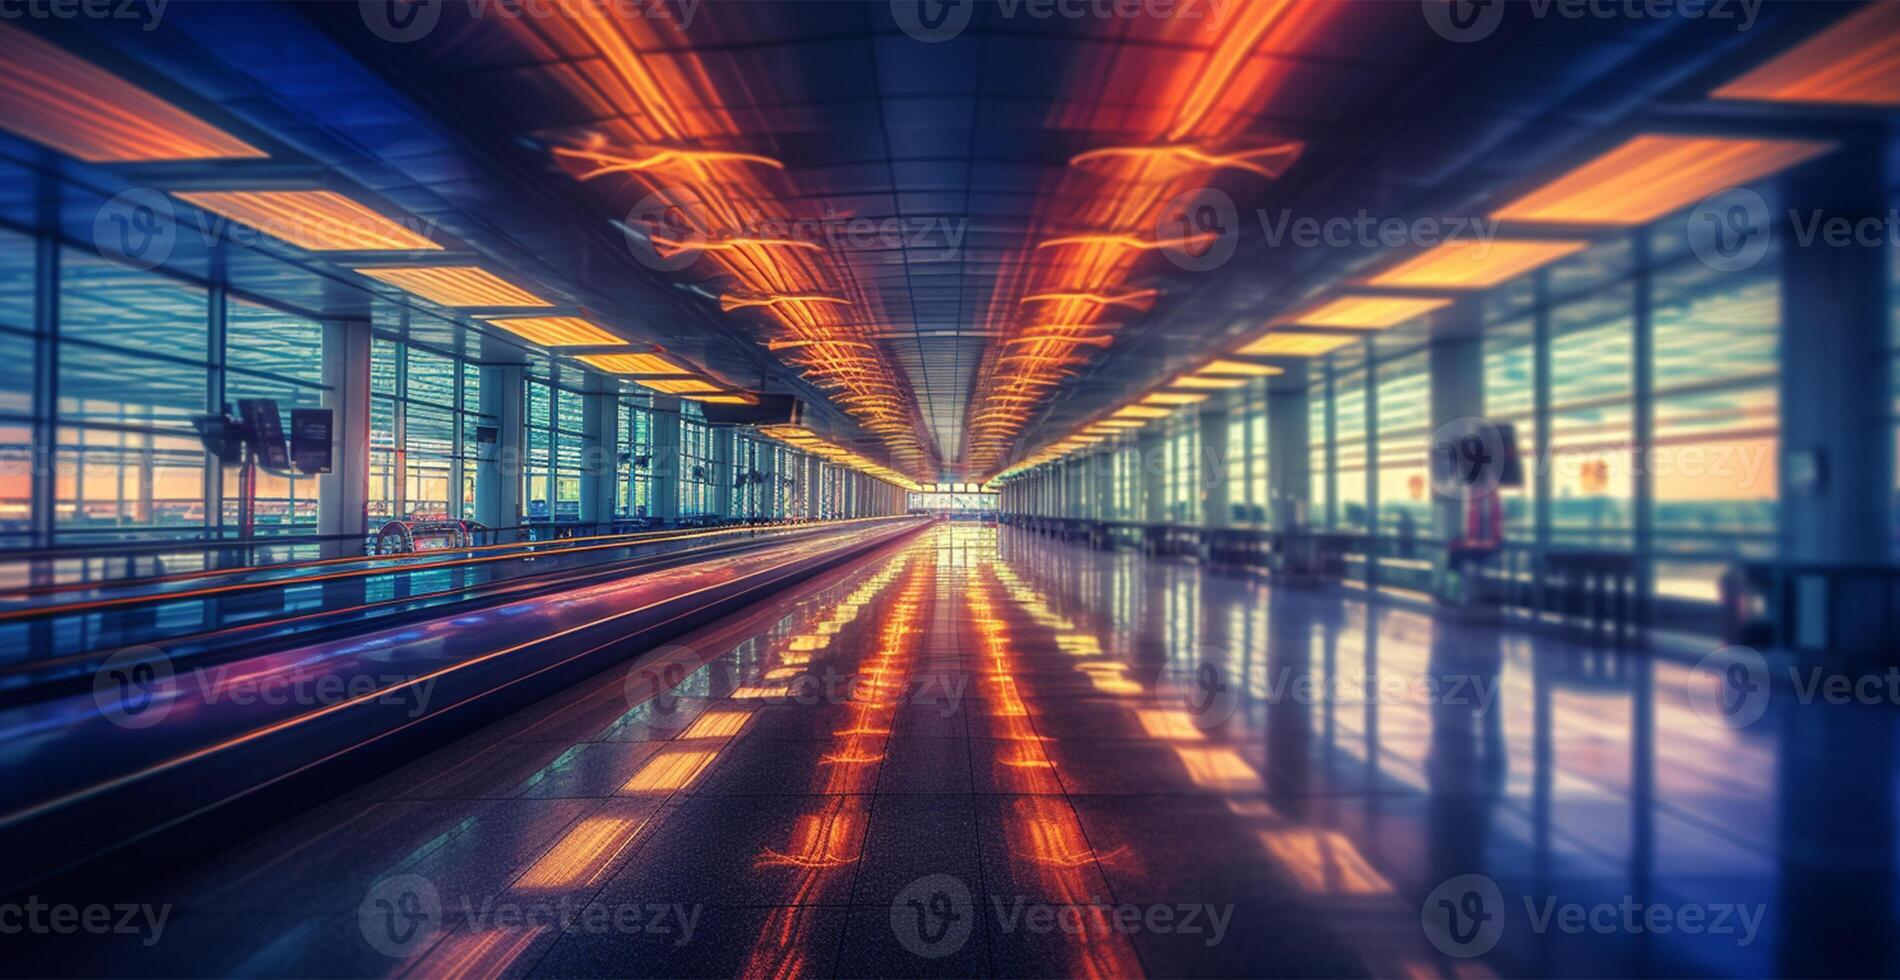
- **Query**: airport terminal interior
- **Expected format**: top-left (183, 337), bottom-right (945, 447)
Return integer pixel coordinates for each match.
top-left (2, 0), bottom-right (1900, 977)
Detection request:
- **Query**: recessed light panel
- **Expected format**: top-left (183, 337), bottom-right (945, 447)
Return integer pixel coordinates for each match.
top-left (176, 191), bottom-right (437, 251)
top-left (1713, 5), bottom-right (1900, 106)
top-left (1367, 240), bottom-right (1589, 289)
top-left (1490, 135), bottom-right (1833, 225)
top-left (1236, 332), bottom-right (1361, 358)
top-left (487, 317), bottom-right (625, 348)
top-left (1290, 296), bottom-right (1452, 329)
top-left (356, 266), bottom-right (552, 308)
top-left (0, 23), bottom-right (264, 162)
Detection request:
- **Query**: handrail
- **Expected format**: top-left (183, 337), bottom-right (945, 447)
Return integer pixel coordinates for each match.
top-left (0, 517), bottom-right (903, 623)
top-left (0, 517), bottom-right (821, 599)
top-left (2, 518), bottom-right (927, 691)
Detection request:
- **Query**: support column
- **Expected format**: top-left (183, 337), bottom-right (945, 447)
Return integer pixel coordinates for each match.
top-left (1138, 429), bottom-right (1165, 524)
top-left (1268, 364), bottom-right (1311, 529)
top-left (710, 426), bottom-right (734, 519)
top-left (1429, 306), bottom-right (1485, 545)
top-left (579, 379), bottom-right (617, 526)
top-left (475, 362), bottom-right (523, 531)
top-left (29, 236), bottom-right (57, 552)
top-left (1200, 399), bottom-right (1231, 528)
top-left (1778, 131), bottom-right (1891, 567)
top-left (319, 318), bottom-right (372, 556)
top-left (648, 398), bottom-right (682, 522)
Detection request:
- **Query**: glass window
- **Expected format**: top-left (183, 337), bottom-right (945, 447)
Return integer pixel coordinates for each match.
top-left (1548, 285), bottom-right (1635, 548)
top-left (223, 300), bottom-right (328, 533)
top-left (1483, 315), bottom-right (1538, 537)
top-left (1650, 257), bottom-right (1780, 601)
top-left (57, 250), bottom-right (210, 535)
top-left (1376, 351), bottom-right (1430, 559)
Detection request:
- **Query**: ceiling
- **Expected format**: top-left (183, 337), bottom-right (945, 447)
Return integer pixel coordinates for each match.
top-left (3, 0), bottom-right (1874, 481)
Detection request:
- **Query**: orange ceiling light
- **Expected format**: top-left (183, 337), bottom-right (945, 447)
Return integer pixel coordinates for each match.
top-left (515, 15), bottom-right (930, 479)
top-left (639, 378), bottom-right (722, 395)
top-left (1143, 392), bottom-right (1208, 407)
top-left (174, 191), bottom-right (437, 252)
top-left (1005, 332), bottom-right (1114, 348)
top-left (1069, 140), bottom-right (1304, 180)
top-left (579, 352), bottom-right (688, 375)
top-left (1035, 231), bottom-right (1218, 253)
top-left (1200, 359), bottom-right (1284, 377)
top-left (1237, 332), bottom-right (1361, 357)
top-left (685, 393), bottom-right (756, 405)
top-left (550, 144), bottom-right (784, 181)
top-left (1366, 240), bottom-right (1590, 290)
top-left (1174, 374), bottom-right (1251, 390)
top-left (1112, 405), bottom-right (1173, 420)
top-left (766, 338), bottom-right (873, 351)
top-left (356, 266), bottom-right (551, 307)
top-left (486, 316), bottom-right (624, 347)
top-left (1019, 289), bottom-right (1157, 310)
top-left (0, 23), bottom-right (265, 163)
top-left (718, 292), bottom-right (849, 313)
top-left (1490, 134), bottom-right (1835, 225)
top-left (966, 0), bottom-right (1344, 478)
top-left (1712, 5), bottom-right (1900, 106)
top-left (651, 235), bottom-right (822, 260)
top-left (1290, 295), bottom-right (1451, 329)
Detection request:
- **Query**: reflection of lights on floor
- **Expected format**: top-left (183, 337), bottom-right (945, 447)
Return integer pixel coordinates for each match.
top-left (1173, 746), bottom-right (1261, 792)
top-left (622, 748), bottom-right (718, 793)
top-left (756, 811), bottom-right (861, 869)
top-left (515, 816), bottom-right (648, 889)
top-left (680, 709), bottom-right (751, 740)
top-left (412, 925), bottom-right (548, 979)
top-left (1135, 709), bottom-right (1207, 741)
top-left (730, 685), bottom-right (791, 699)
top-left (1258, 829), bottom-right (1394, 895)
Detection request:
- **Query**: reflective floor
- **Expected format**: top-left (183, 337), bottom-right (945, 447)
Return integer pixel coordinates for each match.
top-left (18, 524), bottom-right (1895, 978)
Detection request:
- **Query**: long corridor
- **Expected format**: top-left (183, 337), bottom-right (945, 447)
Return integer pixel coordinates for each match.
top-left (20, 524), bottom-right (1890, 978)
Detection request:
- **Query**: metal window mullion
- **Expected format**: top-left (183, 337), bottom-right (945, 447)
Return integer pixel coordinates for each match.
top-left (1364, 349), bottom-right (1379, 591)
top-left (206, 282), bottom-right (226, 536)
top-left (1631, 227), bottom-right (1654, 623)
top-left (393, 344), bottom-right (408, 519)
top-left (30, 235), bottom-right (58, 552)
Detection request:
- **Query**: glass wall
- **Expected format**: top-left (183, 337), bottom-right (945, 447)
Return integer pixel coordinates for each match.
top-left (0, 231), bottom-right (32, 547)
top-left (679, 404), bottom-right (715, 517)
top-left (224, 300), bottom-right (327, 531)
top-left (372, 336), bottom-right (487, 523)
top-left (522, 377), bottom-right (585, 522)
top-left (59, 250), bottom-right (211, 536)
top-left (1375, 348), bottom-right (1430, 563)
top-left (1649, 255), bottom-right (1780, 600)
top-left (618, 399), bottom-right (653, 519)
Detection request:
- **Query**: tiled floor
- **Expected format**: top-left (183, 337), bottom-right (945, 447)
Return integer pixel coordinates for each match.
top-left (16, 524), bottom-right (1897, 977)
